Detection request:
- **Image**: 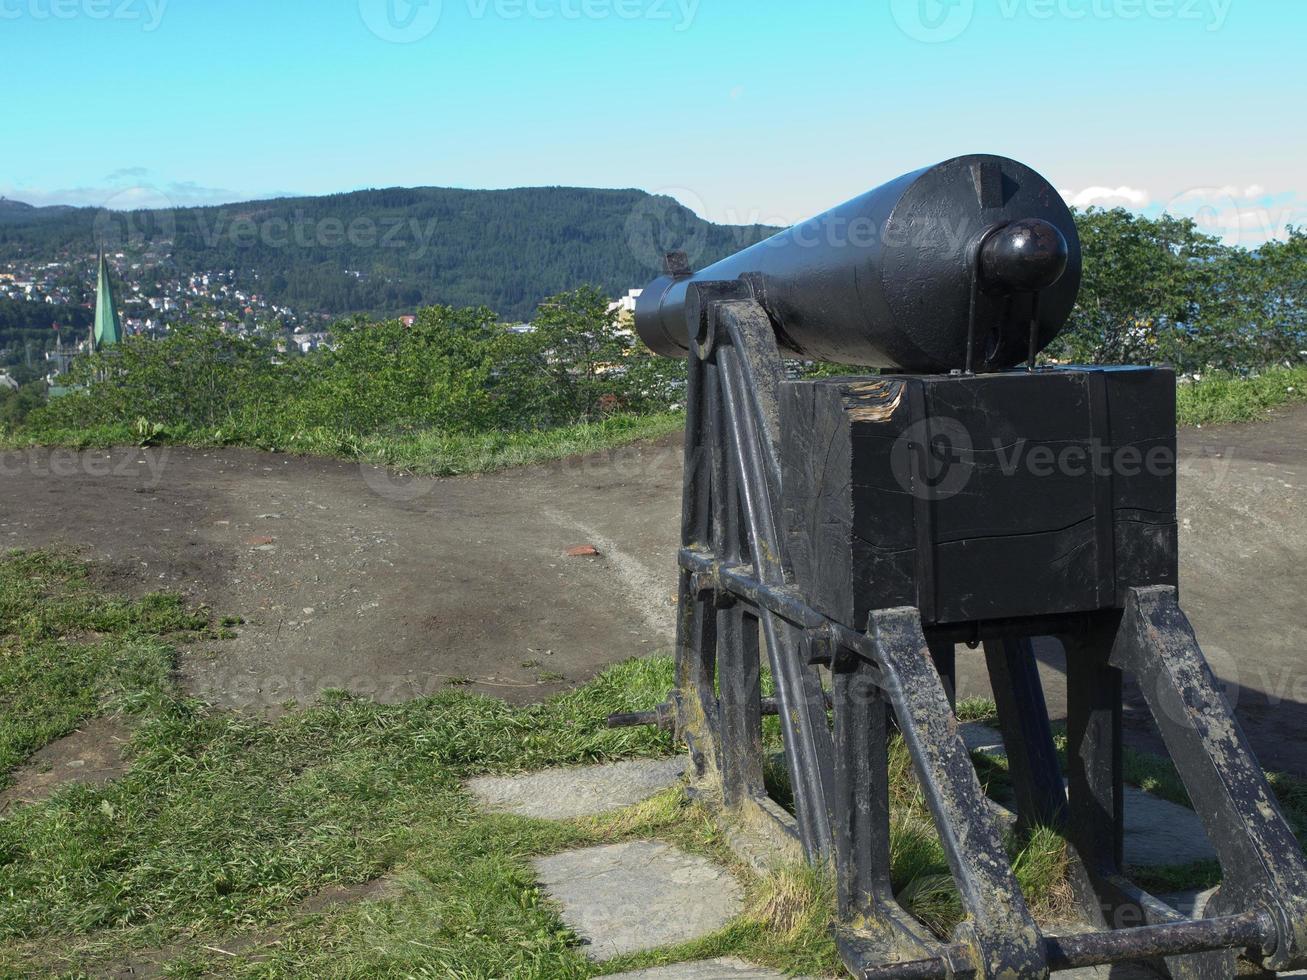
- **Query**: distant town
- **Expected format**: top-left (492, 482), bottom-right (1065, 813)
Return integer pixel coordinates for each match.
top-left (0, 251), bottom-right (334, 349)
top-left (0, 246), bottom-right (646, 392)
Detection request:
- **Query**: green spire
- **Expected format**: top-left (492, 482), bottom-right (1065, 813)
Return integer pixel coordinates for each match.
top-left (93, 251), bottom-right (123, 349)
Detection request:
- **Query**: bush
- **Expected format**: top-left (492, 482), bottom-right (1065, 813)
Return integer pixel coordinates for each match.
top-left (1049, 213), bottom-right (1306, 375)
top-left (20, 288), bottom-right (687, 449)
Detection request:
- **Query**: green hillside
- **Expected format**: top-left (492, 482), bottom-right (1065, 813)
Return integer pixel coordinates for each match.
top-left (0, 187), bottom-right (779, 321)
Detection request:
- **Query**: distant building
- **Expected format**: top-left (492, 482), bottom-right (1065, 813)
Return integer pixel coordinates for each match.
top-left (92, 251), bottom-right (123, 350)
top-left (295, 332), bottom-right (332, 353)
top-left (608, 288), bottom-right (642, 315)
top-left (48, 252), bottom-right (123, 398)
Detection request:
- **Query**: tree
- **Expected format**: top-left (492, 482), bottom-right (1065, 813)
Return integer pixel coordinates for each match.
top-left (528, 285), bottom-right (634, 422)
top-left (1050, 210), bottom-right (1307, 375)
top-left (1050, 208), bottom-right (1223, 366)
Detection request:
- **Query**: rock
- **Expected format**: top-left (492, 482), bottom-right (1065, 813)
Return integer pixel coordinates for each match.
top-left (534, 841), bottom-right (743, 960)
top-left (960, 723), bottom-right (1216, 866)
top-left (468, 757), bottom-right (685, 820)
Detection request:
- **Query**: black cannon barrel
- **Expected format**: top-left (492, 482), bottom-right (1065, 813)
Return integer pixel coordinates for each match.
top-left (634, 154), bottom-right (1081, 372)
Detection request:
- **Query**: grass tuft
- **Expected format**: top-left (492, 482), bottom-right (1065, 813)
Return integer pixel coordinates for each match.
top-left (1176, 365), bottom-right (1307, 426)
top-left (17, 554), bottom-right (1303, 976)
top-left (4, 411), bottom-right (687, 478)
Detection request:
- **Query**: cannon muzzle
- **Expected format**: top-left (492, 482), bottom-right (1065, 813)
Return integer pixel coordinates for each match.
top-left (634, 154), bottom-right (1081, 373)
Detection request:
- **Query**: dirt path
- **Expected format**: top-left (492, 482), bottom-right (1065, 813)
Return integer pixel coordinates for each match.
top-left (2, 407), bottom-right (1305, 772)
top-left (0, 437), bottom-right (683, 709)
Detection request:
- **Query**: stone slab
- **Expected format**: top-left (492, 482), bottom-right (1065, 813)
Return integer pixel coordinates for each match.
top-left (1158, 886), bottom-right (1217, 918)
top-left (604, 957), bottom-right (804, 978)
top-left (961, 724), bottom-right (1216, 866)
top-left (1121, 789), bottom-right (1215, 866)
top-left (467, 756), bottom-right (686, 820)
top-left (534, 841), bottom-right (742, 960)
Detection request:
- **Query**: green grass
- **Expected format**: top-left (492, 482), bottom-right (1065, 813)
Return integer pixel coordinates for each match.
top-left (6, 365), bottom-right (1305, 486)
top-left (32, 557), bottom-right (1307, 976)
top-left (1, 410), bottom-right (687, 478)
top-left (0, 551), bottom-right (1082, 978)
top-left (1176, 364), bottom-right (1307, 426)
top-left (0, 552), bottom-right (210, 783)
top-left (963, 701), bottom-right (1307, 896)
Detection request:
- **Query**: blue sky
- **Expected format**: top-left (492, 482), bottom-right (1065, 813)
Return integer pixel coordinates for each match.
top-left (2, 0), bottom-right (1303, 246)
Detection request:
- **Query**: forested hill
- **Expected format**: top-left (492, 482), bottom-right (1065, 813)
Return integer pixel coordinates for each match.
top-left (0, 187), bottom-right (780, 321)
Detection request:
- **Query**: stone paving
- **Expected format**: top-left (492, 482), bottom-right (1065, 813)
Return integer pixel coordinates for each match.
top-left (467, 757), bottom-right (686, 820)
top-left (467, 757), bottom-right (793, 976)
top-left (960, 723), bottom-right (1217, 866)
top-left (465, 734), bottom-right (1259, 978)
top-left (605, 958), bottom-right (801, 979)
top-left (533, 841), bottom-right (743, 961)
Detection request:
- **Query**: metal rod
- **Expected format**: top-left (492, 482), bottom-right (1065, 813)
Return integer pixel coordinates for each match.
top-left (1027, 290), bottom-right (1042, 371)
top-left (858, 910), bottom-right (1273, 979)
top-left (679, 547), bottom-right (885, 684)
top-left (608, 692), bottom-right (835, 730)
top-left (717, 342), bottom-right (832, 860)
top-left (1044, 910), bottom-right (1271, 970)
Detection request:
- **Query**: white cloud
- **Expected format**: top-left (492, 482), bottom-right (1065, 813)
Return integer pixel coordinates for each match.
top-left (1057, 181), bottom-right (1301, 247)
top-left (1161, 185), bottom-right (1305, 247)
top-left (0, 171), bottom-right (284, 211)
top-left (1059, 185), bottom-right (1151, 208)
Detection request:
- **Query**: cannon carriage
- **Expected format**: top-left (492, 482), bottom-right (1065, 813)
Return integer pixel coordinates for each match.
top-left (610, 155), bottom-right (1307, 978)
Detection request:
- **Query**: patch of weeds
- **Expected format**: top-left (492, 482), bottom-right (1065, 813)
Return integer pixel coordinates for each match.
top-left (0, 553), bottom-right (1131, 977)
top-left (0, 550), bottom-right (207, 784)
top-left (1176, 365), bottom-right (1307, 426)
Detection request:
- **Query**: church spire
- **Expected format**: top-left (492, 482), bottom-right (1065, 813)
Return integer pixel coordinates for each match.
top-left (93, 250), bottom-right (123, 349)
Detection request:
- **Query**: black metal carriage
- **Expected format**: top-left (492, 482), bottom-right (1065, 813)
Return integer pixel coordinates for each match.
top-left (611, 155), bottom-right (1307, 979)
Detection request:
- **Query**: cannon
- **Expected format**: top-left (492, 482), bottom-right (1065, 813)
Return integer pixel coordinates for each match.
top-left (612, 154), bottom-right (1307, 978)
